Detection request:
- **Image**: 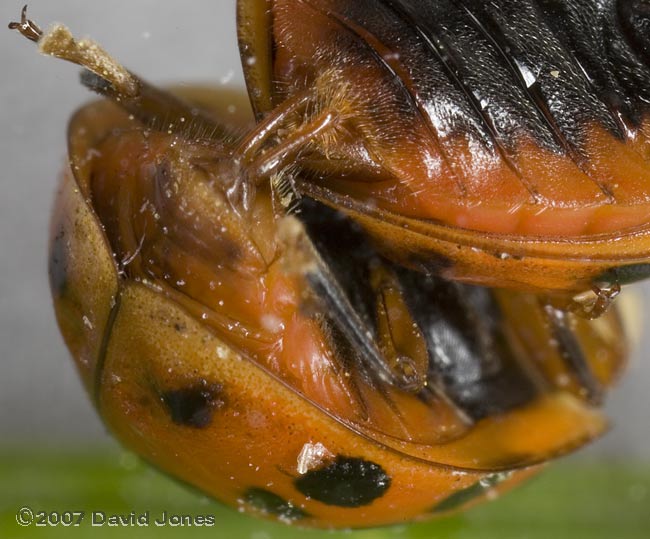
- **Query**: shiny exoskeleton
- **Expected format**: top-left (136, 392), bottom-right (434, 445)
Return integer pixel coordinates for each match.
top-left (50, 95), bottom-right (626, 527)
top-left (238, 0), bottom-right (650, 295)
top-left (9, 2), bottom-right (635, 529)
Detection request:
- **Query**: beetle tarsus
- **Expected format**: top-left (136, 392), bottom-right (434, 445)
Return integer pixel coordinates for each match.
top-left (570, 282), bottom-right (621, 320)
top-left (8, 5), bottom-right (42, 42)
top-left (590, 282), bottom-right (622, 319)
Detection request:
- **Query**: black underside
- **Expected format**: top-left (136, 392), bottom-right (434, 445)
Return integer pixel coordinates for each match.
top-left (299, 199), bottom-right (539, 420)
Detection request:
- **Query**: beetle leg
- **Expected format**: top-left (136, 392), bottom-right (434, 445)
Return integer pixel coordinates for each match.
top-left (9, 7), bottom-right (233, 140)
top-left (568, 282), bottom-right (622, 320)
top-left (544, 280), bottom-right (621, 320)
top-left (278, 212), bottom-right (435, 395)
top-left (9, 7), bottom-right (347, 216)
top-left (29, 19), bottom-right (138, 97)
top-left (226, 104), bottom-right (341, 213)
top-left (542, 303), bottom-right (604, 405)
top-left (369, 264), bottom-right (429, 393)
top-left (587, 282), bottom-right (622, 320)
top-left (277, 215), bottom-right (396, 387)
top-left (235, 90), bottom-right (313, 162)
top-left (225, 107), bottom-right (338, 213)
top-left (79, 71), bottom-right (234, 141)
top-left (248, 109), bottom-right (339, 179)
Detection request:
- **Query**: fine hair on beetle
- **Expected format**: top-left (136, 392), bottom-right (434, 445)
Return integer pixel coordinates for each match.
top-left (7, 3), bottom-right (638, 529)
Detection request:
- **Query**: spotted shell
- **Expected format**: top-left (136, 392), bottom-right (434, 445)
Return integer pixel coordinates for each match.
top-left (49, 87), bottom-right (627, 527)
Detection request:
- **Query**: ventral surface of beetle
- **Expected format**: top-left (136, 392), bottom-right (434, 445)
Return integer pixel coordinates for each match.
top-left (237, 0), bottom-right (650, 300)
top-left (9, 3), bottom-right (633, 529)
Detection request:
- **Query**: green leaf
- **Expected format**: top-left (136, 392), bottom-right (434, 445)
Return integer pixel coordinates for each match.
top-left (1, 446), bottom-right (648, 539)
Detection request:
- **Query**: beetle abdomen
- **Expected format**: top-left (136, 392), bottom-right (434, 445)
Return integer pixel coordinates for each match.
top-left (66, 95), bottom-right (624, 471)
top-left (248, 0), bottom-right (650, 236)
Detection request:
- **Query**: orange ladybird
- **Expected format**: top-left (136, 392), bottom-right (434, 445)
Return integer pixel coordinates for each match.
top-left (10, 5), bottom-right (630, 529)
top-left (237, 0), bottom-right (650, 298)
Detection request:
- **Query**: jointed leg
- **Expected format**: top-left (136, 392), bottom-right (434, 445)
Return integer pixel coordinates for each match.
top-left (9, 6), bottom-right (233, 140)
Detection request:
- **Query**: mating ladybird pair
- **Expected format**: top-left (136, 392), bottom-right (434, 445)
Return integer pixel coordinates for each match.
top-left (10, 1), bottom-right (648, 528)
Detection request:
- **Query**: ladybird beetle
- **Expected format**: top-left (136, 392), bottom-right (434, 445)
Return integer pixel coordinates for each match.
top-left (10, 5), bottom-right (630, 529)
top-left (236, 0), bottom-right (650, 300)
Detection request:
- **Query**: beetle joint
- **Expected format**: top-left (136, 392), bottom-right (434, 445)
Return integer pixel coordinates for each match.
top-left (569, 282), bottom-right (621, 320)
top-left (8, 5), bottom-right (42, 42)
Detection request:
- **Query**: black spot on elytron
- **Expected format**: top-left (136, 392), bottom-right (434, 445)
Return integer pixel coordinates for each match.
top-left (48, 226), bottom-right (68, 297)
top-left (160, 379), bottom-right (224, 428)
top-left (294, 456), bottom-right (391, 508)
top-left (431, 472), bottom-right (511, 514)
top-left (244, 488), bottom-right (307, 521)
top-left (595, 263), bottom-right (650, 286)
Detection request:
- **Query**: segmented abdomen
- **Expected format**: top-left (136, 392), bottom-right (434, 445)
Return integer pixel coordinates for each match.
top-left (269, 0), bottom-right (650, 236)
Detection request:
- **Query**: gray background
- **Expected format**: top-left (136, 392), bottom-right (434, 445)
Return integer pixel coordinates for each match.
top-left (0, 0), bottom-right (648, 458)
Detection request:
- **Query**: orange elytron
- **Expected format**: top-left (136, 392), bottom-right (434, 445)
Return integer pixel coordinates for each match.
top-left (238, 0), bottom-right (650, 295)
top-left (10, 2), bottom-right (635, 528)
